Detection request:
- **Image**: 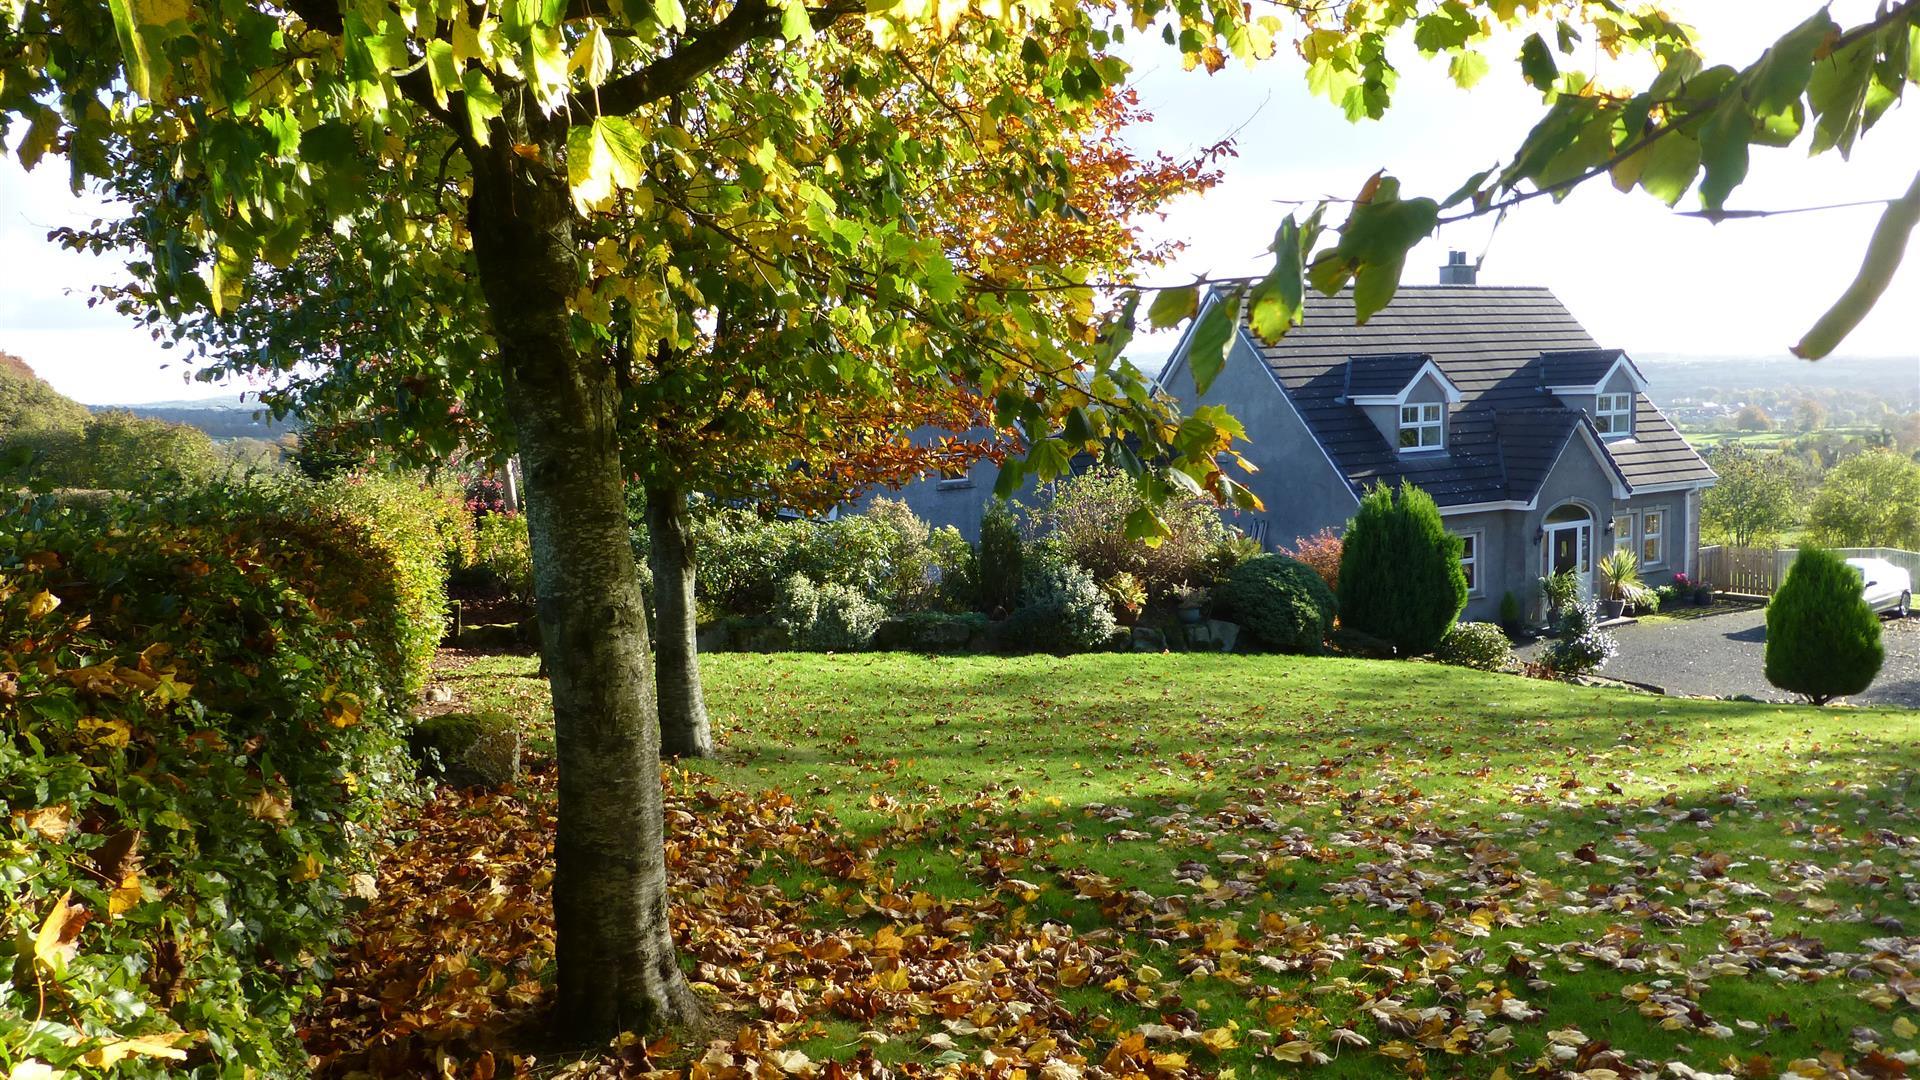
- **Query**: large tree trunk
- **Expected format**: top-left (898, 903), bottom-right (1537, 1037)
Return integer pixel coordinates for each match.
top-left (467, 112), bottom-right (703, 1043)
top-left (646, 483), bottom-right (716, 758)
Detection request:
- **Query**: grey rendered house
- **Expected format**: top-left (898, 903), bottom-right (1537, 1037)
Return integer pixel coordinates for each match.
top-left (1158, 271), bottom-right (1716, 623)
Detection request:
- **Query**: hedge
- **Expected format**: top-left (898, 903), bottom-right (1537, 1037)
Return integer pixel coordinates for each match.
top-left (0, 475), bottom-right (448, 1076)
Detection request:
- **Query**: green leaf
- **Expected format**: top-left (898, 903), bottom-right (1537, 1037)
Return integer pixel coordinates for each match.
top-left (104, 0), bottom-right (188, 99)
top-left (1637, 129), bottom-right (1700, 206)
top-left (1123, 506), bottom-right (1172, 545)
top-left (1186, 291), bottom-right (1235, 396)
top-left (1147, 284), bottom-right (1199, 329)
top-left (569, 24), bottom-right (613, 88)
top-left (462, 69), bottom-right (502, 145)
top-left (780, 0), bottom-right (811, 42)
top-left (425, 40), bottom-right (458, 106)
top-left (1808, 35), bottom-right (1875, 157)
top-left (1745, 9), bottom-right (1833, 116)
top-left (1448, 50), bottom-right (1489, 89)
top-left (568, 116), bottom-right (648, 211)
top-left (1696, 103), bottom-right (1749, 212)
top-left (653, 0), bottom-right (687, 33)
top-left (1794, 170), bottom-right (1920, 359)
top-left (1518, 33), bottom-right (1557, 91)
top-left (1247, 217), bottom-right (1304, 342)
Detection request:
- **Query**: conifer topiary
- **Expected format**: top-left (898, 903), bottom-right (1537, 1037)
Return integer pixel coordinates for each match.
top-left (1336, 480), bottom-right (1468, 655)
top-left (1765, 545), bottom-right (1883, 704)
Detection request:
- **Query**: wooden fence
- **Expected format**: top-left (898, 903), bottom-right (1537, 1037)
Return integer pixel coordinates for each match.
top-left (1698, 545), bottom-right (1920, 597)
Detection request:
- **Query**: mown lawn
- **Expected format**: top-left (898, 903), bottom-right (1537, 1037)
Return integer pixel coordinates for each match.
top-left (435, 651), bottom-right (1920, 1077)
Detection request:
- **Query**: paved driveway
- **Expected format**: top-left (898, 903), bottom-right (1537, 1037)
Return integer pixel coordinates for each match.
top-left (1516, 604), bottom-right (1920, 707)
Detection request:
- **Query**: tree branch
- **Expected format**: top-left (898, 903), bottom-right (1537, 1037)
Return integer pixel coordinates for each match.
top-left (582, 0), bottom-right (863, 117)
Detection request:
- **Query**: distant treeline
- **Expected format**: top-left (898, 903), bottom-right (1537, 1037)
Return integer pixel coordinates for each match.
top-left (88, 403), bottom-right (302, 442)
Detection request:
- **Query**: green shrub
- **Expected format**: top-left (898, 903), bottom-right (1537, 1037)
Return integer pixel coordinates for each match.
top-left (1337, 481), bottom-right (1468, 656)
top-left (773, 573), bottom-right (885, 651)
top-left (872, 611), bottom-right (990, 652)
top-left (285, 473), bottom-right (456, 701)
top-left (1200, 530), bottom-right (1265, 585)
top-left (1654, 583), bottom-right (1683, 610)
top-left (1033, 465), bottom-right (1227, 600)
top-left (1498, 590), bottom-right (1524, 634)
top-left (1213, 553), bottom-right (1336, 654)
top-left (977, 500), bottom-right (1025, 614)
top-left (476, 511), bottom-right (535, 603)
top-left (1434, 622), bottom-right (1513, 671)
top-left (1765, 546), bottom-right (1884, 704)
top-left (691, 503), bottom-right (954, 617)
top-left (407, 711), bottom-right (522, 789)
top-left (0, 482), bottom-right (431, 1075)
top-left (7, 409), bottom-right (224, 492)
top-left (994, 562), bottom-right (1116, 654)
top-left (1540, 570), bottom-right (1580, 619)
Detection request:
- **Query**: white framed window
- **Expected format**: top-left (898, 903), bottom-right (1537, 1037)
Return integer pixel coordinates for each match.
top-left (1398, 402), bottom-right (1444, 452)
top-left (936, 470), bottom-right (974, 491)
top-left (1641, 508), bottom-right (1666, 567)
top-left (1457, 531), bottom-right (1482, 596)
top-left (1596, 393), bottom-right (1633, 437)
top-left (1612, 511), bottom-right (1636, 556)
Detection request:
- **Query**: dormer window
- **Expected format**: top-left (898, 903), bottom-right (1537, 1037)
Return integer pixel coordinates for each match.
top-left (1595, 393), bottom-right (1633, 438)
top-left (1399, 403), bottom-right (1444, 452)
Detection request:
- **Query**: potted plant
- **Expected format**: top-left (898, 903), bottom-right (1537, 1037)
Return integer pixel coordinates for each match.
top-left (1175, 583), bottom-right (1210, 625)
top-left (1694, 580), bottom-right (1715, 606)
top-left (1539, 570), bottom-right (1580, 626)
top-left (1598, 548), bottom-right (1653, 619)
top-left (1671, 571), bottom-right (1695, 606)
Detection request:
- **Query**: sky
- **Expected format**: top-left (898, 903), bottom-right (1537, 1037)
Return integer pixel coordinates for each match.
top-left (1, 0), bottom-right (1916, 405)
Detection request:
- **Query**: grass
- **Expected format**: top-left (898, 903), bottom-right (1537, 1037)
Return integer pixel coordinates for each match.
top-left (444, 650), bottom-right (1920, 1076)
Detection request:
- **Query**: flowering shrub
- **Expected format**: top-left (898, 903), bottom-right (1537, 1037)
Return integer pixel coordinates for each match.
top-left (1544, 601), bottom-right (1618, 676)
top-left (0, 478), bottom-right (442, 1076)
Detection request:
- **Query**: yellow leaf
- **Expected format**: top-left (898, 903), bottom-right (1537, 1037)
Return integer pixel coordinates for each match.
top-left (33, 890), bottom-right (79, 975)
top-left (80, 1032), bottom-right (192, 1068)
top-left (1895, 1016), bottom-right (1917, 1038)
top-left (249, 788), bottom-right (292, 824)
top-left (26, 590), bottom-right (60, 619)
top-left (16, 804), bottom-right (72, 841)
top-left (109, 872), bottom-right (142, 917)
top-left (76, 717), bottom-right (133, 749)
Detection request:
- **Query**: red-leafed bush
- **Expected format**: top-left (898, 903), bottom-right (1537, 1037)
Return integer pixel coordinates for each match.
top-left (1283, 527), bottom-right (1343, 593)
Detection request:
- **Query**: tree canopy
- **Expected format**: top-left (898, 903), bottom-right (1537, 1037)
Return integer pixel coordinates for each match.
top-left (8, 0), bottom-right (1920, 1050)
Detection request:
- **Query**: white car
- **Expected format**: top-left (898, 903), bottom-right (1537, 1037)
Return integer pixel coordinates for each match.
top-left (1845, 557), bottom-right (1913, 617)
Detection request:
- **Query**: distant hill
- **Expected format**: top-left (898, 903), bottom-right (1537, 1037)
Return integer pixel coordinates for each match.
top-left (1635, 353), bottom-right (1920, 406)
top-left (89, 401), bottom-right (301, 442)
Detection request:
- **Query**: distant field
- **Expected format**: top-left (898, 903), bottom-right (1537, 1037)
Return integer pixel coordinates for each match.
top-left (1680, 425), bottom-right (1882, 451)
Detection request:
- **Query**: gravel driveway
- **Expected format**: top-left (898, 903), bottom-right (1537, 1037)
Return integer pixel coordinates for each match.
top-left (1515, 603), bottom-right (1920, 707)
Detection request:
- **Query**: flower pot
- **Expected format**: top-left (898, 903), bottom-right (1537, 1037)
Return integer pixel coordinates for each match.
top-left (1598, 598), bottom-right (1626, 620)
top-left (1178, 605), bottom-right (1204, 625)
top-left (1694, 587), bottom-right (1713, 606)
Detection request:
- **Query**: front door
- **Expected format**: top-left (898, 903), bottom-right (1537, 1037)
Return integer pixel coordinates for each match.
top-left (1545, 521), bottom-right (1593, 599)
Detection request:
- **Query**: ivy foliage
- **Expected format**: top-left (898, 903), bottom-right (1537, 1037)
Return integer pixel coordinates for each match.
top-left (0, 476), bottom-right (451, 1076)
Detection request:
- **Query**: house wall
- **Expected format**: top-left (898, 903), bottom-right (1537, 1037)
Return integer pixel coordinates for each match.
top-left (1439, 507), bottom-right (1516, 624)
top-left (844, 428), bottom-right (1040, 542)
top-left (1163, 327), bottom-right (1360, 550)
top-left (1607, 489), bottom-right (1701, 586)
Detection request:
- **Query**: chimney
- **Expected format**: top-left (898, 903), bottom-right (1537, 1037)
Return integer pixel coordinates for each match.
top-left (1439, 249), bottom-right (1478, 285)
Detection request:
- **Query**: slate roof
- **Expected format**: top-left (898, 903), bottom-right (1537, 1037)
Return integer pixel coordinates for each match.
top-left (1214, 285), bottom-right (1715, 507)
top-left (1343, 353), bottom-right (1434, 398)
top-left (1538, 348), bottom-right (1637, 389)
